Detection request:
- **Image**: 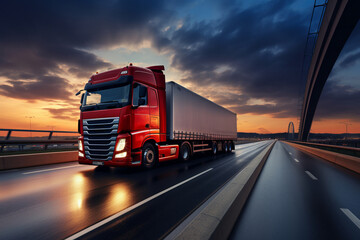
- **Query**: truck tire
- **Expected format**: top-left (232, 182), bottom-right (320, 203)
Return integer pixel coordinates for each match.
top-left (142, 143), bottom-right (157, 169)
top-left (212, 142), bottom-right (217, 155)
top-left (228, 141), bottom-right (233, 152)
top-left (223, 142), bottom-right (228, 153)
top-left (180, 142), bottom-right (191, 161)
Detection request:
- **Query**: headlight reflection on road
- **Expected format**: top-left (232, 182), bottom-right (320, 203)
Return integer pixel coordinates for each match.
top-left (108, 184), bottom-right (131, 212)
top-left (73, 192), bottom-right (83, 210)
top-left (71, 174), bottom-right (85, 211)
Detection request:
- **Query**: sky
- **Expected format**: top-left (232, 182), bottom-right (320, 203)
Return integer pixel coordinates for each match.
top-left (0, 0), bottom-right (359, 135)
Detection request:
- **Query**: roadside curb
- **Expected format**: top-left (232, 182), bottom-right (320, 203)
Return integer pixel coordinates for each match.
top-left (170, 140), bottom-right (276, 240)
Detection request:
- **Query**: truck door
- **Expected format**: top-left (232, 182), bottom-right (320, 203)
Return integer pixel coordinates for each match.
top-left (131, 83), bottom-right (150, 149)
top-left (148, 88), bottom-right (159, 130)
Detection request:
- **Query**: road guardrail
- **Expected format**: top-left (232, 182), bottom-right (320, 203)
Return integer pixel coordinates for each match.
top-left (289, 140), bottom-right (360, 158)
top-left (0, 128), bottom-right (78, 151)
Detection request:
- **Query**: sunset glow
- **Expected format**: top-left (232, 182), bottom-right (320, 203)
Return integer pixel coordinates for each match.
top-left (1, 0), bottom-right (359, 135)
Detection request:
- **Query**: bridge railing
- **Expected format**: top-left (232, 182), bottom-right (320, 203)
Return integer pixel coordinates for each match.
top-left (0, 128), bottom-right (78, 152)
top-left (288, 140), bottom-right (360, 158)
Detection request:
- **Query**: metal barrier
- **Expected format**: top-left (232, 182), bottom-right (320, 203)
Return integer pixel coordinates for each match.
top-left (0, 128), bottom-right (78, 151)
top-left (288, 140), bottom-right (360, 158)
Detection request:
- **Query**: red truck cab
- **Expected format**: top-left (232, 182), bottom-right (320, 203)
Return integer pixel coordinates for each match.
top-left (78, 64), bottom-right (178, 168)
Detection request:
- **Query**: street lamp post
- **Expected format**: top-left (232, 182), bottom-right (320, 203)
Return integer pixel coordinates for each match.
top-left (25, 116), bottom-right (35, 137)
top-left (340, 122), bottom-right (352, 140)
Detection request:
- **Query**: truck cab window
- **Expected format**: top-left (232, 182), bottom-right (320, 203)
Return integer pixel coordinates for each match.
top-left (133, 83), bottom-right (147, 106)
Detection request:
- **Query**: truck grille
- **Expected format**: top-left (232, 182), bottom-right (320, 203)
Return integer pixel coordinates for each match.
top-left (83, 117), bottom-right (119, 161)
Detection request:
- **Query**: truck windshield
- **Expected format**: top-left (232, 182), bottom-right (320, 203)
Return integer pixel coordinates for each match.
top-left (81, 84), bottom-right (131, 111)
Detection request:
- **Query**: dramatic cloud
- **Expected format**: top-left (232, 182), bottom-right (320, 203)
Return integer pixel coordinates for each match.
top-left (1, 0), bottom-right (359, 125)
top-left (315, 81), bottom-right (360, 120)
top-left (0, 76), bottom-right (72, 100)
top-left (161, 0), bottom-right (360, 122)
top-left (0, 0), bottom-right (172, 102)
top-left (43, 107), bottom-right (80, 120)
top-left (164, 0), bottom-right (309, 118)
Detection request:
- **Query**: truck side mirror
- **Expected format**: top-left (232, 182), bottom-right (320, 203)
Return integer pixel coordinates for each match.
top-left (80, 93), bottom-right (84, 104)
top-left (75, 89), bottom-right (84, 96)
top-left (132, 98), bottom-right (146, 109)
top-left (132, 103), bottom-right (139, 109)
top-left (138, 98), bottom-right (146, 106)
top-left (78, 119), bottom-right (81, 134)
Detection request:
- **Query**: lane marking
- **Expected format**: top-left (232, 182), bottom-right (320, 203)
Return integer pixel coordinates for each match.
top-left (23, 165), bottom-right (85, 175)
top-left (235, 142), bottom-right (270, 157)
top-left (289, 152), bottom-right (292, 155)
top-left (294, 158), bottom-right (299, 163)
top-left (65, 168), bottom-right (213, 240)
top-left (305, 171), bottom-right (318, 180)
top-left (340, 208), bottom-right (360, 229)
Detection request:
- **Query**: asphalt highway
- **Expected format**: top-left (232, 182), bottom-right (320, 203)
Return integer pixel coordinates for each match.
top-left (0, 140), bottom-right (272, 240)
top-left (230, 141), bottom-right (360, 240)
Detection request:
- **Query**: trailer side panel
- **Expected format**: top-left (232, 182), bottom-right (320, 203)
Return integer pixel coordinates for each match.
top-left (166, 82), bottom-right (237, 140)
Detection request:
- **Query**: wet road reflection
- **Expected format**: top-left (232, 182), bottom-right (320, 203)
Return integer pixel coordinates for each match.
top-left (0, 141), bottom-right (271, 240)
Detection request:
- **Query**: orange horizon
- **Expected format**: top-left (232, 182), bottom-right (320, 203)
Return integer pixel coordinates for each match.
top-left (1, 89), bottom-right (359, 136)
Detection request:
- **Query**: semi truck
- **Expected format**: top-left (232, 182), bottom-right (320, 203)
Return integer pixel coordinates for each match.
top-left (77, 64), bottom-right (237, 168)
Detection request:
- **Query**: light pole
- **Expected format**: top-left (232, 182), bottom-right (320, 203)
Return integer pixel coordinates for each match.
top-left (25, 116), bottom-right (35, 137)
top-left (340, 122), bottom-right (352, 140)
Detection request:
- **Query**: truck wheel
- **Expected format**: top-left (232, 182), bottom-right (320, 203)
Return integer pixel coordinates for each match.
top-left (142, 143), bottom-right (157, 169)
top-left (228, 142), bottom-right (233, 152)
top-left (212, 142), bottom-right (217, 155)
top-left (180, 142), bottom-right (191, 161)
top-left (223, 142), bottom-right (228, 153)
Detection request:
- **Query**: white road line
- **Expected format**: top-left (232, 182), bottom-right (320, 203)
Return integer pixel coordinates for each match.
top-left (65, 168), bottom-right (213, 240)
top-left (340, 208), bottom-right (360, 229)
top-left (305, 171), bottom-right (318, 180)
top-left (294, 158), bottom-right (299, 163)
top-left (22, 165), bottom-right (84, 175)
top-left (289, 152), bottom-right (292, 155)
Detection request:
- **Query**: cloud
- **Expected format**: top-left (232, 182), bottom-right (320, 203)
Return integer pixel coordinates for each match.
top-left (314, 81), bottom-right (360, 121)
top-left (0, 0), bottom-right (173, 101)
top-left (161, 0), bottom-right (360, 122)
top-left (1, 0), bottom-right (359, 125)
top-left (0, 76), bottom-right (72, 100)
top-left (44, 107), bottom-right (79, 120)
top-left (161, 0), bottom-right (309, 119)
top-left (338, 51), bottom-right (360, 69)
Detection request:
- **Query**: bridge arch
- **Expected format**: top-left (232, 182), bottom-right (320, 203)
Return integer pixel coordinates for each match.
top-left (288, 122), bottom-right (295, 140)
top-left (298, 0), bottom-right (360, 141)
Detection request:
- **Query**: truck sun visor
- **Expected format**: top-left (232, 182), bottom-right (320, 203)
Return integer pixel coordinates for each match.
top-left (85, 75), bottom-right (133, 91)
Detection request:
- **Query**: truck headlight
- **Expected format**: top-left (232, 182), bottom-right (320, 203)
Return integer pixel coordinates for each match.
top-left (78, 140), bottom-right (83, 151)
top-left (115, 152), bottom-right (127, 158)
top-left (116, 138), bottom-right (126, 151)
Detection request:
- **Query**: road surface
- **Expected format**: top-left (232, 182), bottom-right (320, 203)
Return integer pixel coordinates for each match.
top-left (230, 141), bottom-right (360, 240)
top-left (0, 141), bottom-right (272, 240)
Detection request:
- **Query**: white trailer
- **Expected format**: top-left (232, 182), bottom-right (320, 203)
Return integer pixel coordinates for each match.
top-left (165, 81), bottom-right (237, 158)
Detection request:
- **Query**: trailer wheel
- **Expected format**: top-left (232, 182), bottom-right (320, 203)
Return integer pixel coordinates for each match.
top-left (223, 142), bottom-right (228, 153)
top-left (228, 141), bottom-right (233, 152)
top-left (142, 143), bottom-right (157, 169)
top-left (212, 142), bottom-right (217, 155)
top-left (180, 142), bottom-right (191, 161)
